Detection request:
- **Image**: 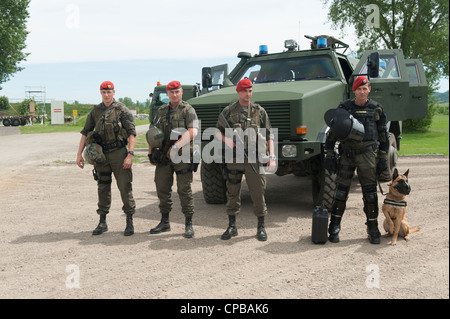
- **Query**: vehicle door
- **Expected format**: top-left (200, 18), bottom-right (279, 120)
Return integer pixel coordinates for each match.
top-left (354, 49), bottom-right (427, 121)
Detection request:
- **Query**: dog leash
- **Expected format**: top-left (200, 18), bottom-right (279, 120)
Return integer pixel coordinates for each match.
top-left (378, 179), bottom-right (387, 196)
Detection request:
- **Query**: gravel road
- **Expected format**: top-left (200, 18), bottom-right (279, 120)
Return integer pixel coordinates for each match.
top-left (0, 127), bottom-right (448, 302)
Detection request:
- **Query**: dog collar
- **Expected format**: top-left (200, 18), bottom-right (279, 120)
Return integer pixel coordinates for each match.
top-left (383, 199), bottom-right (407, 207)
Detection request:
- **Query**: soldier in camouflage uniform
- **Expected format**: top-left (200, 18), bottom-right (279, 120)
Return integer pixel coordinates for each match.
top-left (215, 79), bottom-right (277, 241)
top-left (325, 76), bottom-right (389, 244)
top-left (148, 81), bottom-right (198, 238)
top-left (76, 81), bottom-right (137, 236)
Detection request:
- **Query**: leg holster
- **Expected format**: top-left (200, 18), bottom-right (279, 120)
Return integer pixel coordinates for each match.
top-left (224, 167), bottom-right (244, 184)
top-left (94, 169), bottom-right (112, 185)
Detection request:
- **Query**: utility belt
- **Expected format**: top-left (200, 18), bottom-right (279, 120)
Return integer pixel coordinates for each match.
top-left (101, 139), bottom-right (127, 151)
top-left (342, 143), bottom-right (377, 158)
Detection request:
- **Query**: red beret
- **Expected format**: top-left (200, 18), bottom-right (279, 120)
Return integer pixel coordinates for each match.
top-left (352, 76), bottom-right (369, 91)
top-left (236, 78), bottom-right (252, 92)
top-left (166, 80), bottom-right (181, 91)
top-left (100, 81), bottom-right (114, 90)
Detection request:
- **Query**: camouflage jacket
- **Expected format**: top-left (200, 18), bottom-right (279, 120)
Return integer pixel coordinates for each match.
top-left (216, 101), bottom-right (274, 140)
top-left (81, 100), bottom-right (136, 148)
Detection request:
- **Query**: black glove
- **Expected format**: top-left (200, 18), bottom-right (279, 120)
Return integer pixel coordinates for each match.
top-left (148, 149), bottom-right (161, 165)
top-left (376, 158), bottom-right (388, 176)
top-left (325, 153), bottom-right (338, 175)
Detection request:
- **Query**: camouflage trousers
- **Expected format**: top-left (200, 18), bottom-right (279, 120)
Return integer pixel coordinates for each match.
top-left (155, 161), bottom-right (194, 217)
top-left (336, 148), bottom-right (377, 188)
top-left (225, 162), bottom-right (267, 217)
top-left (94, 147), bottom-right (135, 215)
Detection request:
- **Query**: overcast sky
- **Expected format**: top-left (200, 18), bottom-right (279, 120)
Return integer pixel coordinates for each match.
top-left (24, 0), bottom-right (342, 64)
top-left (1, 0), bottom-right (448, 103)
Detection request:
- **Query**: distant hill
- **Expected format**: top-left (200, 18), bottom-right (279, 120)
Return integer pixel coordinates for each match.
top-left (434, 90), bottom-right (449, 103)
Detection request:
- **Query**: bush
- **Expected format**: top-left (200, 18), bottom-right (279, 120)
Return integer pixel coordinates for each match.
top-left (435, 104), bottom-right (449, 115)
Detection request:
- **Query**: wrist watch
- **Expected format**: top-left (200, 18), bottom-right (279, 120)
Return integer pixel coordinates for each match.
top-left (128, 151), bottom-right (135, 156)
top-left (269, 155), bottom-right (276, 160)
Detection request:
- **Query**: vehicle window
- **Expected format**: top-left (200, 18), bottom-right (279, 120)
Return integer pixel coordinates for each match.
top-left (156, 93), bottom-right (170, 106)
top-left (360, 54), bottom-right (401, 79)
top-left (235, 55), bottom-right (338, 84)
top-left (212, 69), bottom-right (225, 86)
top-left (406, 63), bottom-right (420, 84)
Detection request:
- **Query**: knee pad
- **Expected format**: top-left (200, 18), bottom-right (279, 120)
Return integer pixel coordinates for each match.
top-left (335, 184), bottom-right (350, 202)
top-left (333, 184), bottom-right (350, 216)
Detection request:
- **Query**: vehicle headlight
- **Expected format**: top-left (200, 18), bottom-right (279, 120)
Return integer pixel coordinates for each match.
top-left (282, 145), bottom-right (297, 157)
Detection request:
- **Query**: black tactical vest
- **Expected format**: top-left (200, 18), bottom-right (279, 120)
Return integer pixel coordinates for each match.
top-left (340, 99), bottom-right (379, 141)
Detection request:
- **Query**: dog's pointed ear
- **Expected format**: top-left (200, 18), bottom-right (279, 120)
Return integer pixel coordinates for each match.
top-left (392, 168), bottom-right (399, 180)
top-left (404, 169), bottom-right (409, 178)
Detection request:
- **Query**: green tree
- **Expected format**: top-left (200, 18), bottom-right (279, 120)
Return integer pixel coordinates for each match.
top-left (0, 0), bottom-right (30, 89)
top-left (118, 97), bottom-right (133, 107)
top-left (323, 0), bottom-right (449, 89)
top-left (0, 95), bottom-right (8, 111)
top-left (18, 98), bottom-right (32, 115)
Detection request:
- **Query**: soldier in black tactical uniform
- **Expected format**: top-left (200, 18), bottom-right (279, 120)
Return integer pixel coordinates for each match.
top-left (324, 76), bottom-right (389, 244)
top-left (76, 81), bottom-right (137, 236)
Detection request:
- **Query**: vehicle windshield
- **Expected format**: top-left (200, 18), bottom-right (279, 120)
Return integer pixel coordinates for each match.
top-left (154, 92), bottom-right (170, 106)
top-left (235, 55), bottom-right (338, 84)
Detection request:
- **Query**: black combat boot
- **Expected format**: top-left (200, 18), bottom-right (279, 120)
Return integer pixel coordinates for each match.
top-left (184, 216), bottom-right (194, 238)
top-left (366, 219), bottom-right (381, 244)
top-left (124, 214), bottom-right (134, 236)
top-left (221, 215), bottom-right (238, 240)
top-left (150, 213), bottom-right (170, 234)
top-left (92, 214), bottom-right (107, 235)
top-left (328, 214), bottom-right (343, 243)
top-left (256, 216), bottom-right (267, 241)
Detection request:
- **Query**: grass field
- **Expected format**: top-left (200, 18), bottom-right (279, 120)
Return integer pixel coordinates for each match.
top-left (399, 114), bottom-right (449, 156)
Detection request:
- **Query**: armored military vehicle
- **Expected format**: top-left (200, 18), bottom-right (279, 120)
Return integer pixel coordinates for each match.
top-left (188, 35), bottom-right (428, 208)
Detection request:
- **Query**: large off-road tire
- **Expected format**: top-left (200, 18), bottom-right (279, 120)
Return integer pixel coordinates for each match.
top-left (11, 118), bottom-right (20, 126)
top-left (311, 153), bottom-right (336, 211)
top-left (201, 162), bottom-right (227, 204)
top-left (2, 118), bottom-right (11, 126)
top-left (378, 133), bottom-right (398, 182)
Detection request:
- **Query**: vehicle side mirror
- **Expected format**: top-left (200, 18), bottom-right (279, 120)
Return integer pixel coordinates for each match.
top-left (202, 67), bottom-right (212, 89)
top-left (367, 52), bottom-right (379, 78)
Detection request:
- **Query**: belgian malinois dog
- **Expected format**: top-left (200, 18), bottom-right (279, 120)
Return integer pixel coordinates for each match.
top-left (382, 168), bottom-right (420, 245)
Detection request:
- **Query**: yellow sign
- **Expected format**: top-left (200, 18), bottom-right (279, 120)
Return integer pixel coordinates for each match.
top-left (73, 110), bottom-right (78, 117)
